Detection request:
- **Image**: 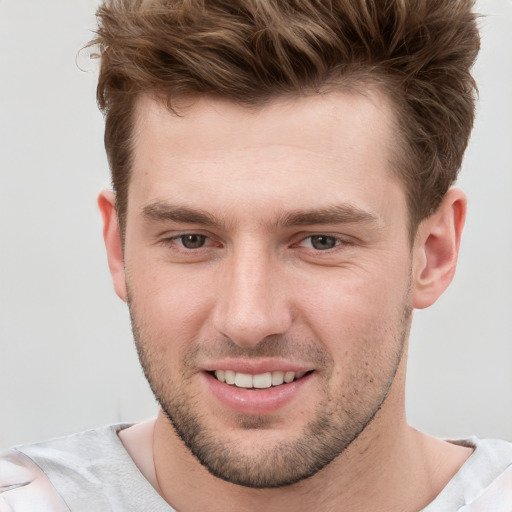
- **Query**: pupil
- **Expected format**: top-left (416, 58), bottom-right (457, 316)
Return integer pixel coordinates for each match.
top-left (311, 235), bottom-right (336, 250)
top-left (182, 234), bottom-right (206, 249)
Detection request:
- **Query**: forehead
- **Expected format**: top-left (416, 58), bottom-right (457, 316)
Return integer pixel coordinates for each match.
top-left (133, 89), bottom-right (396, 160)
top-left (128, 90), bottom-right (404, 226)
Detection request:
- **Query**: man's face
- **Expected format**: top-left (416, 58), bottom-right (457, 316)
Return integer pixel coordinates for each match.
top-left (121, 91), bottom-right (415, 487)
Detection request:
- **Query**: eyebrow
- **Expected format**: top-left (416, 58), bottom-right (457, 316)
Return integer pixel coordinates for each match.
top-left (142, 202), bottom-right (219, 226)
top-left (276, 204), bottom-right (380, 228)
top-left (141, 201), bottom-right (380, 229)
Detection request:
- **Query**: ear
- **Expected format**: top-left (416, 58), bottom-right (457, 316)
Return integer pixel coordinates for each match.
top-left (412, 188), bottom-right (466, 309)
top-left (98, 190), bottom-right (127, 302)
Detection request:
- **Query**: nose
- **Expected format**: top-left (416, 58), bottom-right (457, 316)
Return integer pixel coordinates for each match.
top-left (212, 244), bottom-right (293, 347)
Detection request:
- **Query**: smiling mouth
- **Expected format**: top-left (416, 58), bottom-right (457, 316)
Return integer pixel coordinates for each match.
top-left (210, 370), bottom-right (314, 389)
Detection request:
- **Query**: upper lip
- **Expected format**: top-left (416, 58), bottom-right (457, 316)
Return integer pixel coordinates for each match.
top-left (201, 359), bottom-right (314, 375)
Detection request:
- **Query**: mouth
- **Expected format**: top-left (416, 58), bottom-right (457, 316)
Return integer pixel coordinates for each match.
top-left (209, 369), bottom-right (314, 389)
top-left (204, 366), bottom-right (316, 414)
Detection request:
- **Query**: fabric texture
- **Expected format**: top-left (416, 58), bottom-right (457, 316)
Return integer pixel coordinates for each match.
top-left (1, 424), bottom-right (511, 511)
top-left (0, 425), bottom-right (173, 512)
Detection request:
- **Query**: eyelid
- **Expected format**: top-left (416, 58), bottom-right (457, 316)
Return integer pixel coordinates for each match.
top-left (293, 232), bottom-right (351, 246)
top-left (159, 231), bottom-right (219, 249)
top-left (298, 235), bottom-right (342, 249)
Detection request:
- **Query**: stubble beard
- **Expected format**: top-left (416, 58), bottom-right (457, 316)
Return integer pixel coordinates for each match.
top-left (128, 296), bottom-right (412, 489)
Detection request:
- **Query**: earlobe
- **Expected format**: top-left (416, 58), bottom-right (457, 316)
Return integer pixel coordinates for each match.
top-left (412, 188), bottom-right (467, 310)
top-left (98, 190), bottom-right (128, 302)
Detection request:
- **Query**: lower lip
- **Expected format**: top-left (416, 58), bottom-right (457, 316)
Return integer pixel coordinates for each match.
top-left (203, 371), bottom-right (314, 415)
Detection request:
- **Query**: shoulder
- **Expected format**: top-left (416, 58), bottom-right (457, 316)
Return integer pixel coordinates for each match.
top-left (457, 437), bottom-right (512, 477)
top-left (459, 438), bottom-right (512, 510)
top-left (424, 437), bottom-right (512, 512)
top-left (0, 424), bottom-right (132, 512)
top-left (0, 448), bottom-right (69, 511)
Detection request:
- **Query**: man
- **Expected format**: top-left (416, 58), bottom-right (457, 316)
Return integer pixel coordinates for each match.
top-left (1, 0), bottom-right (511, 510)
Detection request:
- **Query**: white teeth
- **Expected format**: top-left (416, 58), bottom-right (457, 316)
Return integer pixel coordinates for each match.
top-left (225, 370), bottom-right (236, 385)
top-left (253, 372), bottom-right (272, 389)
top-left (271, 371), bottom-right (284, 386)
top-left (213, 370), bottom-right (309, 388)
top-left (235, 372), bottom-right (253, 388)
top-left (284, 371), bottom-right (295, 383)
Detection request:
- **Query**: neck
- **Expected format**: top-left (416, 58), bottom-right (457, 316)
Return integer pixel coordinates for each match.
top-left (120, 356), bottom-right (472, 512)
top-left (120, 359), bottom-right (472, 511)
top-left (146, 409), bottom-right (471, 512)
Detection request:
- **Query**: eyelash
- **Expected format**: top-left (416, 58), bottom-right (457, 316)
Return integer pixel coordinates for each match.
top-left (297, 234), bottom-right (344, 251)
top-left (160, 233), bottom-right (349, 252)
top-left (163, 233), bottom-right (214, 250)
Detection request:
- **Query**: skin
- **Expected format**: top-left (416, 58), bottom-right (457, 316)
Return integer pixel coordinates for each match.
top-left (100, 90), bottom-right (471, 511)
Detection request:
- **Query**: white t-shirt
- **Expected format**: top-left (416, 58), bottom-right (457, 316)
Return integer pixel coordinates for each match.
top-left (1, 424), bottom-right (511, 511)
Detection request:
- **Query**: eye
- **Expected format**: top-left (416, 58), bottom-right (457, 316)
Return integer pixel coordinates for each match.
top-left (304, 235), bottom-right (340, 250)
top-left (176, 234), bottom-right (208, 249)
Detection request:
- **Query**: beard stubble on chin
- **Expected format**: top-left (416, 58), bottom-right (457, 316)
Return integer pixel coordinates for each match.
top-left (127, 293), bottom-right (412, 489)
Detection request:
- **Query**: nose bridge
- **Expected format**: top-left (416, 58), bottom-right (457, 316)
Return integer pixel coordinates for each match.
top-left (213, 239), bottom-right (291, 347)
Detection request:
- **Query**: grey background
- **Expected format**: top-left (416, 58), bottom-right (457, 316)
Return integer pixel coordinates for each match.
top-left (1, 0), bottom-right (511, 450)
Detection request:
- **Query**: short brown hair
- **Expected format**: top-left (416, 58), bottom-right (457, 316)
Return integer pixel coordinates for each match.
top-left (91, 0), bottom-right (480, 236)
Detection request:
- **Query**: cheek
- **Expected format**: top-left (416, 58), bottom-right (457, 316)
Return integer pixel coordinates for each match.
top-left (295, 263), bottom-right (411, 345)
top-left (126, 258), bottom-right (215, 342)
